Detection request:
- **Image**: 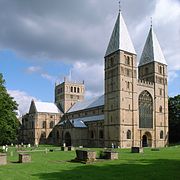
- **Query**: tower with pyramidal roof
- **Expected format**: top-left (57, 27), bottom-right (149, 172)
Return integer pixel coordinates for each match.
top-left (104, 11), bottom-right (168, 148)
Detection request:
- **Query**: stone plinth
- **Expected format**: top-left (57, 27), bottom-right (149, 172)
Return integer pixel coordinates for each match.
top-left (19, 153), bottom-right (31, 163)
top-left (103, 151), bottom-right (118, 160)
top-left (61, 147), bottom-right (68, 151)
top-left (76, 150), bottom-right (96, 162)
top-left (0, 153), bottom-right (7, 165)
top-left (68, 146), bottom-right (75, 151)
top-left (131, 147), bottom-right (143, 153)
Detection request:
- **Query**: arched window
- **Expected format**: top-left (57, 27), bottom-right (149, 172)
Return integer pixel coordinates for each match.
top-left (160, 131), bottom-right (163, 139)
top-left (90, 131), bottom-right (94, 139)
top-left (56, 131), bottom-right (59, 139)
top-left (77, 87), bottom-right (80, 93)
top-left (71, 87), bottom-right (73, 92)
top-left (110, 58), bottom-right (113, 66)
top-left (50, 121), bottom-right (54, 128)
top-left (145, 67), bottom-right (149, 74)
top-left (127, 130), bottom-right (131, 139)
top-left (42, 121), bottom-right (46, 128)
top-left (127, 82), bottom-right (130, 89)
top-left (139, 91), bottom-right (153, 128)
top-left (126, 56), bottom-right (130, 65)
top-left (159, 106), bottom-right (163, 113)
top-left (74, 87), bottom-right (76, 93)
top-left (99, 130), bottom-right (104, 139)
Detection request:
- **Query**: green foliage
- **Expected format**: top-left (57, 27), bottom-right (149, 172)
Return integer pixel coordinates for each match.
top-left (169, 95), bottom-right (180, 143)
top-left (0, 73), bottom-right (19, 145)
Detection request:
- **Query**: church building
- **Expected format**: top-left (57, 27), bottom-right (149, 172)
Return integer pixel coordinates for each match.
top-left (21, 10), bottom-right (168, 148)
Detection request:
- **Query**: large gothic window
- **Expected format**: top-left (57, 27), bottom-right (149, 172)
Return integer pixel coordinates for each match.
top-left (139, 91), bottom-right (153, 128)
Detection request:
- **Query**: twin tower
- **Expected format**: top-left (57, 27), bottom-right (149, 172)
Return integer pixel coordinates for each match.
top-left (104, 12), bottom-right (168, 148)
top-left (55, 11), bottom-right (168, 148)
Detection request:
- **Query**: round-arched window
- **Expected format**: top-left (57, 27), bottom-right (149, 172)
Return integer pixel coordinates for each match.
top-left (160, 131), bottom-right (163, 139)
top-left (99, 130), bottom-right (104, 139)
top-left (127, 130), bottom-right (131, 139)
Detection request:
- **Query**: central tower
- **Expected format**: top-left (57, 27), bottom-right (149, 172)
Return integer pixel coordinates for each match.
top-left (104, 11), bottom-right (137, 147)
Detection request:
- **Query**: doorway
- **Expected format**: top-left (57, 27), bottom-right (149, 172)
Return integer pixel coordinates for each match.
top-left (142, 132), bottom-right (152, 147)
top-left (65, 132), bottom-right (71, 146)
top-left (142, 135), bottom-right (148, 147)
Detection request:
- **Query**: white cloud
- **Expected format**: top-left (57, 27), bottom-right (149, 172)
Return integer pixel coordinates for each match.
top-left (64, 62), bottom-right (104, 98)
top-left (26, 66), bottom-right (41, 73)
top-left (26, 66), bottom-right (57, 83)
top-left (41, 73), bottom-right (56, 83)
top-left (153, 0), bottom-right (180, 24)
top-left (8, 90), bottom-right (40, 116)
top-left (0, 0), bottom-right (179, 96)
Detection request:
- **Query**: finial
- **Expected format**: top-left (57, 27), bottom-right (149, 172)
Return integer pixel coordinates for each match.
top-left (118, 1), bottom-right (121, 13)
top-left (150, 17), bottom-right (153, 28)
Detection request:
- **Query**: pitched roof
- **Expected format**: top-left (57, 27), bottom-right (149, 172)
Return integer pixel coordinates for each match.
top-left (105, 12), bottom-right (136, 57)
top-left (59, 114), bottom-right (104, 128)
top-left (68, 95), bottom-right (104, 113)
top-left (70, 120), bottom-right (87, 128)
top-left (33, 101), bottom-right (61, 113)
top-left (139, 26), bottom-right (167, 66)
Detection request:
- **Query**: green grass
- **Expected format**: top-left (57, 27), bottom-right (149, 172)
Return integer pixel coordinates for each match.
top-left (0, 146), bottom-right (180, 180)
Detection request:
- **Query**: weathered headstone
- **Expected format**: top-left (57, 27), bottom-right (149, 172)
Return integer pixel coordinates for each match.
top-left (103, 151), bottom-right (118, 160)
top-left (19, 154), bottom-right (31, 163)
top-left (68, 146), bottom-right (75, 151)
top-left (131, 147), bottom-right (143, 153)
top-left (0, 153), bottom-right (7, 165)
top-left (61, 146), bottom-right (68, 151)
top-left (76, 150), bottom-right (96, 162)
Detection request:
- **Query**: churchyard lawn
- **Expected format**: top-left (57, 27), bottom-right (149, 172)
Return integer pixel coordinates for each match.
top-left (0, 145), bottom-right (180, 180)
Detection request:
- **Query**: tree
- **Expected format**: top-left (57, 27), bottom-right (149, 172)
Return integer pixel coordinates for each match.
top-left (169, 95), bottom-right (180, 143)
top-left (0, 73), bottom-right (19, 145)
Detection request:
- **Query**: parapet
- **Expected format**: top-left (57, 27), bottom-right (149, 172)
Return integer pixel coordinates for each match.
top-left (137, 79), bottom-right (154, 88)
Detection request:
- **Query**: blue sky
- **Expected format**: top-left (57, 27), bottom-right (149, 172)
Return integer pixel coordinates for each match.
top-left (0, 50), bottom-right (71, 101)
top-left (0, 0), bottom-right (179, 115)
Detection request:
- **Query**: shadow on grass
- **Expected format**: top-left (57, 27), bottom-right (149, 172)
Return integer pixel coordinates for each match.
top-left (11, 161), bottom-right (20, 163)
top-left (33, 159), bottom-right (180, 180)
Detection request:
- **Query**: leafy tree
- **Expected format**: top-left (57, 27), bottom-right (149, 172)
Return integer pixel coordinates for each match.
top-left (0, 73), bottom-right (19, 145)
top-left (169, 95), bottom-right (180, 143)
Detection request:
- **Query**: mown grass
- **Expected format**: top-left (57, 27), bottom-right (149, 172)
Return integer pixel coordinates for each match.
top-left (0, 145), bottom-right (180, 180)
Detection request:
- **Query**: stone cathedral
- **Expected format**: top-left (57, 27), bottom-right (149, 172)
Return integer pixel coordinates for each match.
top-left (21, 11), bottom-right (168, 148)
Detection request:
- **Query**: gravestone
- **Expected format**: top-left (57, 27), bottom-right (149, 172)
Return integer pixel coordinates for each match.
top-left (19, 154), bottom-right (31, 163)
top-left (0, 153), bottom-right (7, 165)
top-left (76, 150), bottom-right (96, 162)
top-left (103, 151), bottom-right (118, 160)
top-left (61, 146), bottom-right (68, 151)
top-left (131, 147), bottom-right (143, 153)
top-left (68, 146), bottom-right (75, 151)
